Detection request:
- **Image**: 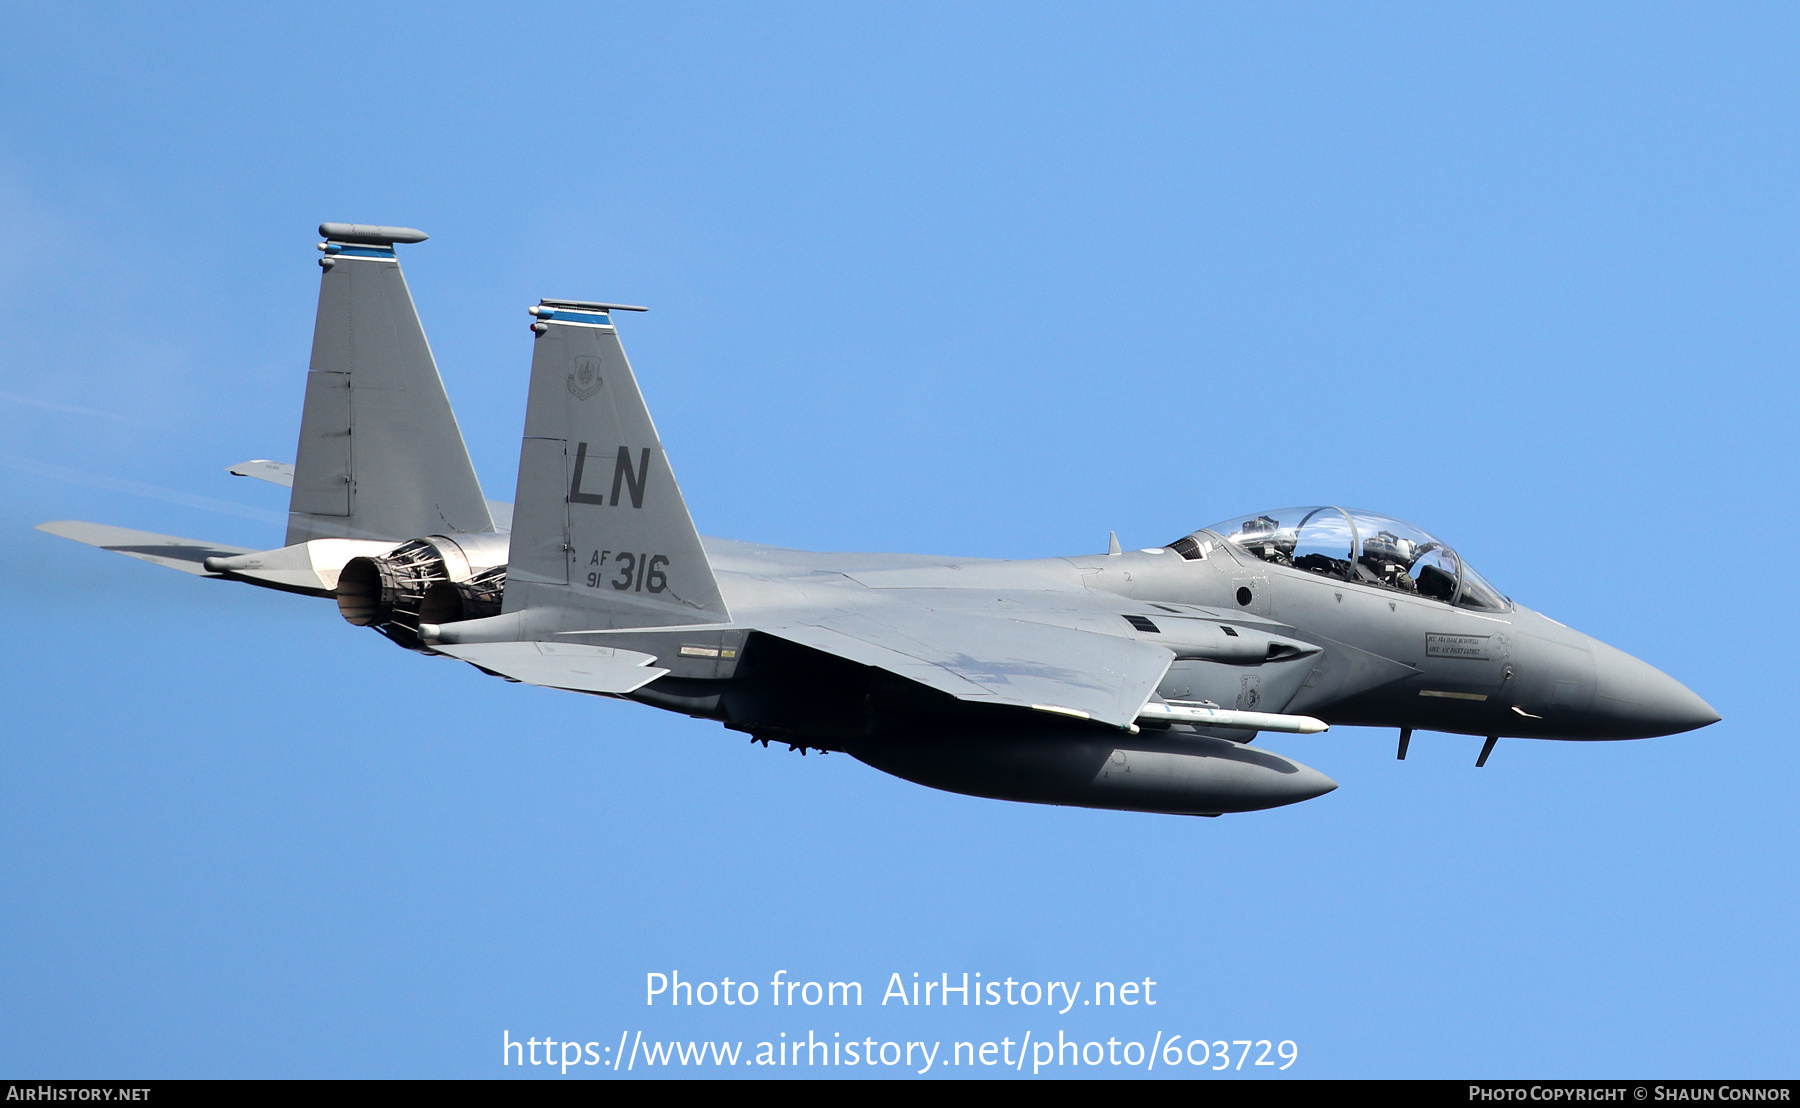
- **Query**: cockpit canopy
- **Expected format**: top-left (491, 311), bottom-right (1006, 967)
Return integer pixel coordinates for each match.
top-left (1170, 507), bottom-right (1508, 611)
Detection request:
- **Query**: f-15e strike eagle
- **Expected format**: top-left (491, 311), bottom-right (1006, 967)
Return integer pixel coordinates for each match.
top-left (38, 224), bottom-right (1720, 816)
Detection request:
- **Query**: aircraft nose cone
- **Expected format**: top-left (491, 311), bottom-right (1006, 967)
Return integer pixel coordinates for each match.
top-left (1590, 640), bottom-right (1720, 738)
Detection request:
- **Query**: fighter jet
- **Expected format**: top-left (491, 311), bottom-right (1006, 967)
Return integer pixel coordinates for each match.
top-left (37, 224), bottom-right (1720, 817)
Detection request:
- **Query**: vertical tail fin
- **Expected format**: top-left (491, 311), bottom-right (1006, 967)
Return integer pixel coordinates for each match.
top-left (502, 300), bottom-right (728, 629)
top-left (286, 223), bottom-right (495, 545)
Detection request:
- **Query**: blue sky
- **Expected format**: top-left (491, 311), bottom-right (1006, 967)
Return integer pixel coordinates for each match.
top-left (1, 2), bottom-right (1794, 1078)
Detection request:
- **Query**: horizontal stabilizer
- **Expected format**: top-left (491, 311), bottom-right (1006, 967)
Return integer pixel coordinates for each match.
top-left (202, 538), bottom-right (401, 596)
top-left (36, 521), bottom-right (253, 577)
top-left (766, 611), bottom-right (1175, 728)
top-left (433, 641), bottom-right (669, 695)
top-left (228, 460), bottom-right (295, 487)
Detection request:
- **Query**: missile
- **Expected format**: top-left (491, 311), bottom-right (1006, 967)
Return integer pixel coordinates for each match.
top-left (1137, 700), bottom-right (1329, 734)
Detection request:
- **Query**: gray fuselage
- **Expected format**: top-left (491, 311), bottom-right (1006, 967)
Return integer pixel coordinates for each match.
top-left (698, 533), bottom-right (1716, 746)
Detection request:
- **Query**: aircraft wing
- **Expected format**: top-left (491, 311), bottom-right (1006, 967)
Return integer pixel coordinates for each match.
top-left (35, 521), bottom-right (255, 577)
top-left (764, 609), bottom-right (1176, 729)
